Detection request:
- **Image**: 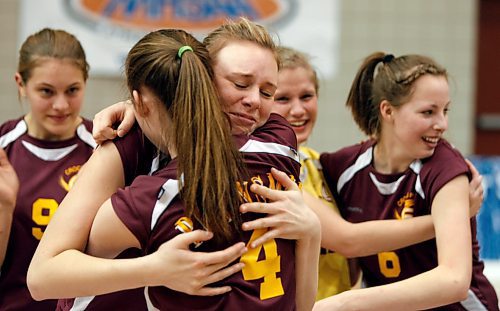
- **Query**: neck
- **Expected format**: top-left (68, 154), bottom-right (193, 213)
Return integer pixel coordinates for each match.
top-left (373, 139), bottom-right (413, 174)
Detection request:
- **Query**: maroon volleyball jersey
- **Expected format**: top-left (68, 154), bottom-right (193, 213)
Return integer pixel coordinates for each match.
top-left (320, 139), bottom-right (499, 311)
top-left (0, 117), bottom-right (95, 310)
top-left (111, 113), bottom-right (300, 310)
top-left (56, 125), bottom-right (157, 311)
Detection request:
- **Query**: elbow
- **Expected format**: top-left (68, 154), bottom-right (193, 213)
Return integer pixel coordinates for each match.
top-left (450, 277), bottom-right (470, 302)
top-left (443, 271), bottom-right (471, 303)
top-left (326, 238), bottom-right (361, 258)
top-left (27, 268), bottom-right (48, 301)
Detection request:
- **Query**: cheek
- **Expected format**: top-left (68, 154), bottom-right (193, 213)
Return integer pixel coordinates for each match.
top-left (271, 104), bottom-right (290, 118)
top-left (218, 89), bottom-right (237, 111)
top-left (258, 100), bottom-right (273, 124)
top-left (305, 100), bottom-right (318, 123)
top-left (27, 95), bottom-right (50, 113)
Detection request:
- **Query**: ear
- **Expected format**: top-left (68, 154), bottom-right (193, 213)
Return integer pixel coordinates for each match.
top-left (132, 90), bottom-right (150, 117)
top-left (14, 73), bottom-right (26, 97)
top-left (379, 100), bottom-right (393, 121)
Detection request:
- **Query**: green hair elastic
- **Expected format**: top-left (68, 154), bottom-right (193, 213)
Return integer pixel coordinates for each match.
top-left (177, 45), bottom-right (193, 58)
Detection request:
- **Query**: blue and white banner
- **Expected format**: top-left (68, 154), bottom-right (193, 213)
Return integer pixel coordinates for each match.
top-left (19, 0), bottom-right (339, 77)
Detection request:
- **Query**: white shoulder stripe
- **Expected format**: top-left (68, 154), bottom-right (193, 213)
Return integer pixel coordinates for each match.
top-left (410, 160), bottom-right (425, 199)
top-left (239, 139), bottom-right (299, 163)
top-left (22, 141), bottom-right (78, 161)
top-left (0, 120), bottom-right (27, 148)
top-left (76, 123), bottom-right (97, 149)
top-left (460, 289), bottom-right (488, 310)
top-left (151, 179), bottom-right (180, 230)
top-left (71, 296), bottom-right (95, 311)
top-left (337, 147), bottom-right (372, 193)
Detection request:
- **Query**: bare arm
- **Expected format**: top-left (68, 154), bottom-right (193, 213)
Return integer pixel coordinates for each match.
top-left (240, 168), bottom-right (321, 311)
top-left (306, 192), bottom-right (435, 257)
top-left (311, 161), bottom-right (483, 258)
top-left (0, 148), bottom-right (19, 267)
top-left (313, 175), bottom-right (472, 311)
top-left (28, 142), bottom-right (246, 299)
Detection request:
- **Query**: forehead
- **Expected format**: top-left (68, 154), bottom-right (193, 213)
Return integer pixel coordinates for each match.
top-left (28, 58), bottom-right (85, 85)
top-left (278, 67), bottom-right (316, 87)
top-left (407, 75), bottom-right (449, 103)
top-left (213, 40), bottom-right (278, 84)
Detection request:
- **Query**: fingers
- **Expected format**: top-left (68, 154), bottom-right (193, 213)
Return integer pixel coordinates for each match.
top-left (201, 262), bottom-right (245, 289)
top-left (270, 168), bottom-right (299, 191)
top-left (240, 201), bottom-right (276, 215)
top-left (247, 230), bottom-right (278, 249)
top-left (92, 100), bottom-right (135, 144)
top-left (116, 100), bottom-right (135, 137)
top-left (93, 129), bottom-right (118, 145)
top-left (194, 285), bottom-right (232, 296)
top-left (0, 148), bottom-right (8, 166)
top-left (170, 230), bottom-right (214, 250)
top-left (465, 159), bottom-right (479, 178)
top-left (200, 241), bottom-right (247, 266)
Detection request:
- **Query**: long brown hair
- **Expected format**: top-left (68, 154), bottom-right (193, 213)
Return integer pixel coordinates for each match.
top-left (125, 29), bottom-right (244, 242)
top-left (346, 52), bottom-right (447, 137)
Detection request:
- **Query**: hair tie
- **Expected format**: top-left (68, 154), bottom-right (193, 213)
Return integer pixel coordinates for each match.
top-left (382, 54), bottom-right (395, 64)
top-left (177, 45), bottom-right (193, 59)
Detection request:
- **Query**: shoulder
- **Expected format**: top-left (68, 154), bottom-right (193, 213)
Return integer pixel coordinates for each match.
top-left (0, 117), bottom-right (27, 148)
top-left (252, 113), bottom-right (297, 149)
top-left (419, 139), bottom-right (469, 200)
top-left (76, 118), bottom-right (97, 149)
top-left (421, 140), bottom-right (468, 177)
top-left (320, 140), bottom-right (374, 174)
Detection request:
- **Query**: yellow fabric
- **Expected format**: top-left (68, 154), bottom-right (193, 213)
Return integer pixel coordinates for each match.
top-left (299, 146), bottom-right (351, 300)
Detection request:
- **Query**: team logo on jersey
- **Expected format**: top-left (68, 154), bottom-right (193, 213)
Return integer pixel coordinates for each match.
top-left (64, 0), bottom-right (295, 36)
top-left (59, 165), bottom-right (82, 192)
top-left (175, 216), bottom-right (204, 248)
top-left (394, 192), bottom-right (415, 219)
top-left (175, 216), bottom-right (194, 233)
top-left (237, 171), bottom-right (299, 203)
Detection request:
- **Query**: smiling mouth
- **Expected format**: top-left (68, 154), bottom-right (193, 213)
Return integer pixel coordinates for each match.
top-left (289, 120), bottom-right (307, 127)
top-left (422, 136), bottom-right (439, 144)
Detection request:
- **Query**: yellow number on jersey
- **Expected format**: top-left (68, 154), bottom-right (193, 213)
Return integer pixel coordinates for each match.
top-left (240, 228), bottom-right (284, 300)
top-left (32, 198), bottom-right (58, 240)
top-left (378, 251), bottom-right (401, 278)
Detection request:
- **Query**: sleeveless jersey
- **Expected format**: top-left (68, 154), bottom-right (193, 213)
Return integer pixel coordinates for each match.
top-left (0, 117), bottom-right (95, 311)
top-left (299, 146), bottom-right (351, 300)
top-left (112, 113), bottom-right (301, 310)
top-left (320, 139), bottom-right (499, 311)
top-left (56, 124), bottom-right (158, 311)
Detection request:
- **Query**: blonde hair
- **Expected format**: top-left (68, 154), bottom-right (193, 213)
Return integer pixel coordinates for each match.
top-left (204, 17), bottom-right (280, 69)
top-left (277, 46), bottom-right (319, 93)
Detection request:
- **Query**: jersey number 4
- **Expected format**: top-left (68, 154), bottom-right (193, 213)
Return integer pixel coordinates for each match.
top-left (240, 228), bottom-right (284, 300)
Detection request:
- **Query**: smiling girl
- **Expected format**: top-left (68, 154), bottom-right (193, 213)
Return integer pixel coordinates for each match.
top-left (315, 52), bottom-right (498, 310)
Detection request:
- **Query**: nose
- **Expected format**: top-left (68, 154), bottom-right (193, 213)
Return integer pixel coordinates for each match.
top-left (289, 98), bottom-right (306, 117)
top-left (52, 95), bottom-right (69, 111)
top-left (242, 88), bottom-right (261, 110)
top-left (433, 112), bottom-right (448, 132)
